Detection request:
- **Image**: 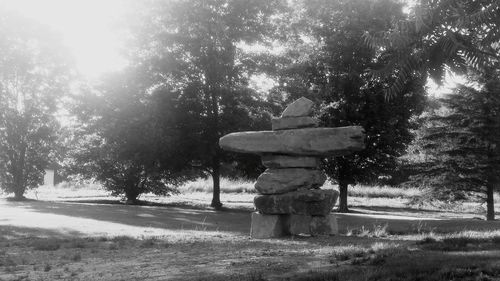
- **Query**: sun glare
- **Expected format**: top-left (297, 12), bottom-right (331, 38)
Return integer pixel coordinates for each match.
top-left (0, 0), bottom-right (129, 79)
top-left (426, 72), bottom-right (467, 97)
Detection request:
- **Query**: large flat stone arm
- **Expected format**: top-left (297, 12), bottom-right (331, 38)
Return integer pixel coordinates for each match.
top-left (219, 126), bottom-right (365, 156)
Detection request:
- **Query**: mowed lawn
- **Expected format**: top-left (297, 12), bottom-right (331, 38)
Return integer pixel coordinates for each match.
top-left (1, 179), bottom-right (500, 281)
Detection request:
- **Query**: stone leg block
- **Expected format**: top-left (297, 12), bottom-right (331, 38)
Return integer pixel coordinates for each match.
top-left (250, 212), bottom-right (287, 239)
top-left (261, 155), bottom-right (320, 169)
top-left (310, 214), bottom-right (338, 236)
top-left (254, 189), bottom-right (338, 216)
top-left (287, 215), bottom-right (311, 235)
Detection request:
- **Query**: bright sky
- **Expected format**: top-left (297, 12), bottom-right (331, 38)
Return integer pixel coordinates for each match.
top-left (0, 0), bottom-right (465, 95)
top-left (0, 0), bottom-right (130, 79)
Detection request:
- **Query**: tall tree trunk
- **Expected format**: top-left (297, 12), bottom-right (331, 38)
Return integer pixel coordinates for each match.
top-left (207, 68), bottom-right (222, 209)
top-left (210, 153), bottom-right (222, 209)
top-left (486, 146), bottom-right (495, 221)
top-left (13, 143), bottom-right (26, 200)
top-left (124, 184), bottom-right (141, 204)
top-left (486, 182), bottom-right (495, 221)
top-left (338, 181), bottom-right (349, 213)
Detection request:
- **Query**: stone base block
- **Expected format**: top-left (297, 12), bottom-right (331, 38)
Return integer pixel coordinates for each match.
top-left (287, 215), bottom-right (311, 235)
top-left (250, 212), bottom-right (287, 239)
top-left (310, 214), bottom-right (338, 236)
top-left (286, 214), bottom-right (338, 236)
top-left (250, 212), bottom-right (338, 239)
top-left (254, 189), bottom-right (338, 215)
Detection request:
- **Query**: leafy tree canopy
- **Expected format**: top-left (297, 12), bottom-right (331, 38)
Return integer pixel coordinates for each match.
top-left (268, 0), bottom-right (427, 212)
top-left (406, 69), bottom-right (500, 220)
top-left (65, 66), bottom-right (195, 203)
top-left (120, 0), bottom-right (281, 207)
top-left (0, 11), bottom-right (71, 199)
top-left (364, 0), bottom-right (500, 96)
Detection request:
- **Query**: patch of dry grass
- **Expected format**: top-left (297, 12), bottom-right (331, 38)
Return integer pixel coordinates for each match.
top-left (178, 177), bottom-right (256, 194)
top-left (346, 223), bottom-right (390, 238)
top-left (179, 177), bottom-right (423, 198)
top-left (347, 184), bottom-right (421, 199)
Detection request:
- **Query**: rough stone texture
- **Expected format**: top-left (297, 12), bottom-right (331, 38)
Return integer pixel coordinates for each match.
top-left (310, 214), bottom-right (338, 236)
top-left (255, 168), bottom-right (326, 194)
top-left (285, 214), bottom-right (339, 236)
top-left (271, 116), bottom-right (318, 130)
top-left (281, 97), bottom-right (314, 117)
top-left (254, 189), bottom-right (339, 215)
top-left (219, 127), bottom-right (365, 156)
top-left (250, 212), bottom-right (287, 238)
top-left (287, 215), bottom-right (311, 235)
top-left (261, 155), bottom-right (320, 168)
top-left (219, 96), bottom-right (364, 239)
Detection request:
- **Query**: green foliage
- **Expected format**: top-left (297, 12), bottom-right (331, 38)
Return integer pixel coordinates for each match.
top-left (364, 0), bottom-right (500, 96)
top-left (0, 11), bottom-right (70, 198)
top-left (65, 67), bottom-right (194, 202)
top-left (123, 0), bottom-right (281, 207)
top-left (407, 73), bottom-right (500, 219)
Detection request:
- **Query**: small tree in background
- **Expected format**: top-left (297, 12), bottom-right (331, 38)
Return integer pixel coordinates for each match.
top-left (66, 68), bottom-right (193, 203)
top-left (0, 11), bottom-right (70, 199)
top-left (408, 74), bottom-right (500, 220)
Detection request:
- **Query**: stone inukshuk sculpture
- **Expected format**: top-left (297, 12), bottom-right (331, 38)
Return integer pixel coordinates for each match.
top-left (219, 97), bottom-right (365, 238)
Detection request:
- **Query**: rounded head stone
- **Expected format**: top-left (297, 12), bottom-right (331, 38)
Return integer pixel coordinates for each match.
top-left (281, 97), bottom-right (314, 117)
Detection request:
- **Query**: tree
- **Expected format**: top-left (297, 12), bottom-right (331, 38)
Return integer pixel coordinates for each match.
top-left (65, 67), bottom-right (193, 203)
top-left (408, 72), bottom-right (500, 220)
top-left (126, 0), bottom-right (280, 208)
top-left (272, 0), bottom-right (427, 212)
top-left (0, 11), bottom-right (70, 199)
top-left (364, 0), bottom-right (500, 96)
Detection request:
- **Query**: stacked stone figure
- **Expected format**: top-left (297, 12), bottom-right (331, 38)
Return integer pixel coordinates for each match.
top-left (219, 97), bottom-right (365, 238)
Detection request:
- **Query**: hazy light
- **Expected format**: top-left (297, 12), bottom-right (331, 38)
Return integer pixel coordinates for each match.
top-left (0, 0), bottom-right (129, 79)
top-left (249, 73), bottom-right (278, 94)
top-left (426, 72), bottom-right (467, 97)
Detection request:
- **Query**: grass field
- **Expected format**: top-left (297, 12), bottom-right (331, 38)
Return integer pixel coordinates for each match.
top-left (176, 178), bottom-right (423, 199)
top-left (1, 178), bottom-right (500, 280)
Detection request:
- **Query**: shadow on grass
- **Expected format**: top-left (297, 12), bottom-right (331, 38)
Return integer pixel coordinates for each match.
top-left (335, 211), bottom-right (500, 235)
top-left (353, 204), bottom-right (488, 216)
top-left (63, 198), bottom-right (252, 213)
top-left (0, 225), bottom-right (85, 241)
top-left (0, 198), bottom-right (252, 235)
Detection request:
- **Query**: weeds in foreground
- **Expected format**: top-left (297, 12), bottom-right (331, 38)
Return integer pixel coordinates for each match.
top-left (43, 263), bottom-right (51, 272)
top-left (139, 237), bottom-right (157, 248)
top-left (31, 238), bottom-right (61, 251)
top-left (293, 271), bottom-right (340, 281)
top-left (195, 270), bottom-right (266, 281)
top-left (0, 254), bottom-right (17, 267)
top-left (71, 252), bottom-right (82, 262)
top-left (418, 234), bottom-right (500, 251)
top-left (330, 242), bottom-right (402, 266)
top-left (346, 223), bottom-right (389, 238)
